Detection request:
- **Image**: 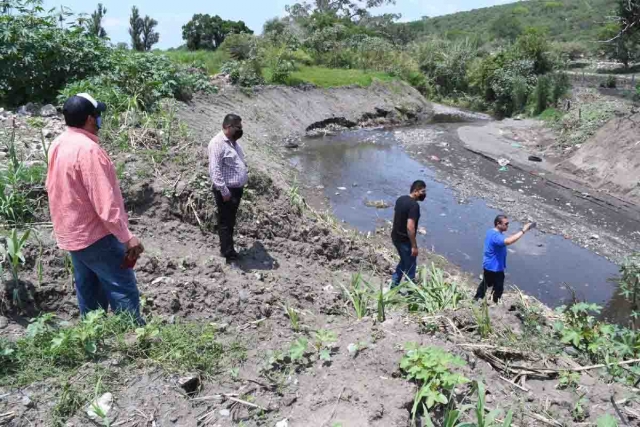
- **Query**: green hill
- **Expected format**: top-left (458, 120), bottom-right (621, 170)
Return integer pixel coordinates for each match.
top-left (402, 0), bottom-right (616, 45)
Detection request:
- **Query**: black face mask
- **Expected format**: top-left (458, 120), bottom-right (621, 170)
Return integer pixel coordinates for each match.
top-left (233, 129), bottom-right (244, 141)
top-left (418, 194), bottom-right (426, 202)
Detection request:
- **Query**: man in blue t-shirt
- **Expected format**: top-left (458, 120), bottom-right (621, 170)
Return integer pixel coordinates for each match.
top-left (474, 215), bottom-right (532, 303)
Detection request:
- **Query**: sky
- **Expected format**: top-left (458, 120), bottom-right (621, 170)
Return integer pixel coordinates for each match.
top-left (44, 0), bottom-right (515, 49)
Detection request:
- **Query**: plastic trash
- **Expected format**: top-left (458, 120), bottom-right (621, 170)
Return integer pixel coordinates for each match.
top-left (511, 143), bottom-right (522, 148)
top-left (497, 158), bottom-right (510, 167)
top-left (528, 156), bottom-right (542, 162)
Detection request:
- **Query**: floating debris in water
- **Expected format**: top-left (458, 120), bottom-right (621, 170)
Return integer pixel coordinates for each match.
top-left (364, 199), bottom-right (391, 209)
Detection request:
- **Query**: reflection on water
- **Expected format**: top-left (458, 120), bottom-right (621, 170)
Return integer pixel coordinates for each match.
top-left (289, 128), bottom-right (625, 316)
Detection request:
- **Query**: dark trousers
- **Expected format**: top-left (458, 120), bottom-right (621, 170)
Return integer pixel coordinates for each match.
top-left (391, 241), bottom-right (417, 287)
top-left (474, 269), bottom-right (505, 303)
top-left (213, 187), bottom-right (243, 258)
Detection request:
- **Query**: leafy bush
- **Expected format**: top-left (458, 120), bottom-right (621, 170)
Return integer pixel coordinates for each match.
top-left (221, 33), bottom-right (259, 61)
top-left (59, 52), bottom-right (216, 113)
top-left (533, 75), bottom-right (552, 114)
top-left (400, 264), bottom-right (466, 313)
top-left (0, 0), bottom-right (111, 106)
top-left (400, 343), bottom-right (469, 422)
top-left (220, 60), bottom-right (265, 87)
top-left (262, 46), bottom-right (297, 84)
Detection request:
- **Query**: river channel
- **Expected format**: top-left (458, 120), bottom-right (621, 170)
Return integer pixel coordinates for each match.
top-left (288, 126), bottom-right (629, 319)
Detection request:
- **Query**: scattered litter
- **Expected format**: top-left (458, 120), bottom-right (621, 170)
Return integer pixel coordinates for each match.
top-left (528, 155), bottom-right (542, 162)
top-left (151, 276), bottom-right (170, 285)
top-left (337, 187), bottom-right (347, 191)
top-left (335, 192), bottom-right (340, 196)
top-left (497, 158), bottom-right (510, 167)
top-left (352, 182), bottom-right (358, 187)
top-left (315, 185), bottom-right (324, 190)
top-left (418, 227), bottom-right (427, 235)
top-left (510, 143), bottom-right (522, 148)
top-left (276, 420), bottom-right (289, 427)
top-left (430, 155), bottom-right (440, 162)
top-left (87, 393), bottom-right (113, 424)
top-left (347, 343), bottom-right (359, 357)
top-left (499, 166), bottom-right (509, 172)
top-left (219, 409), bottom-right (231, 417)
top-left (590, 234), bottom-right (600, 240)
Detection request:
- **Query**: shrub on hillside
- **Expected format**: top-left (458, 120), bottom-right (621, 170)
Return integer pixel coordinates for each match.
top-left (0, 0), bottom-right (110, 106)
top-left (59, 52), bottom-right (215, 112)
top-left (262, 46), bottom-right (297, 84)
top-left (220, 60), bottom-right (265, 87)
top-left (221, 33), bottom-right (259, 61)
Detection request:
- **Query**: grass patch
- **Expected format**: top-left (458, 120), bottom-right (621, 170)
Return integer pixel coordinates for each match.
top-left (163, 49), bottom-right (231, 76)
top-left (539, 107), bottom-right (564, 122)
top-left (286, 66), bottom-right (396, 88)
top-left (0, 310), bottom-right (243, 387)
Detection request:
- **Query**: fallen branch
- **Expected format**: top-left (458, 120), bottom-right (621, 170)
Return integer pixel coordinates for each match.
top-left (499, 375), bottom-right (529, 392)
top-left (228, 396), bottom-right (269, 412)
top-left (237, 318), bottom-right (266, 331)
top-left (526, 412), bottom-right (563, 427)
top-left (611, 395), bottom-right (630, 427)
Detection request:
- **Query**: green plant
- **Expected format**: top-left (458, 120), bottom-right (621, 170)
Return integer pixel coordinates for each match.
top-left (51, 381), bottom-right (86, 426)
top-left (619, 253), bottom-right (640, 323)
top-left (1, 228), bottom-right (31, 306)
top-left (553, 303), bottom-right (614, 358)
top-left (471, 381), bottom-right (513, 427)
top-left (282, 302), bottom-right (301, 332)
top-left (220, 59), bottom-right (264, 87)
top-left (571, 395), bottom-right (588, 422)
top-left (473, 298), bottom-right (493, 339)
top-left (533, 75), bottom-right (551, 114)
top-left (288, 179), bottom-right (305, 215)
top-left (557, 370), bottom-right (581, 389)
top-left (339, 273), bottom-right (371, 319)
top-left (401, 264), bottom-right (466, 314)
top-left (400, 343), bottom-right (469, 422)
top-left (596, 414), bottom-right (619, 427)
top-left (313, 329), bottom-right (337, 362)
top-left (88, 376), bottom-right (111, 426)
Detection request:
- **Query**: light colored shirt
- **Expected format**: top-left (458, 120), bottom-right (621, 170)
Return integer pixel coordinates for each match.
top-left (207, 131), bottom-right (248, 198)
top-left (46, 127), bottom-right (133, 251)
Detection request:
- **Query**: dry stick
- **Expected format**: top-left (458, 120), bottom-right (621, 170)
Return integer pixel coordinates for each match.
top-left (237, 318), bottom-right (266, 331)
top-left (499, 375), bottom-right (529, 392)
top-left (526, 412), bottom-right (563, 427)
top-left (610, 395), bottom-right (631, 427)
top-left (227, 396), bottom-right (269, 412)
top-left (325, 386), bottom-right (345, 426)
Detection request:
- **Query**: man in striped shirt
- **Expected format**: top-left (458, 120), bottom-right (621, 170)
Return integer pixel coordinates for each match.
top-left (46, 94), bottom-right (144, 322)
top-left (208, 114), bottom-right (248, 263)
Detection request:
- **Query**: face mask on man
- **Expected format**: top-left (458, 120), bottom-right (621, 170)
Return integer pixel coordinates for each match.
top-left (418, 194), bottom-right (426, 202)
top-left (232, 128), bottom-right (243, 140)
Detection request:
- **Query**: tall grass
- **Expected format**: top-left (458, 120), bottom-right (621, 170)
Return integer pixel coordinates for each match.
top-left (401, 264), bottom-right (466, 314)
top-left (162, 49), bottom-right (231, 75)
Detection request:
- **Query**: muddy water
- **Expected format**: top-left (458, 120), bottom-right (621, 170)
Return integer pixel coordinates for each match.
top-left (289, 128), bottom-right (621, 310)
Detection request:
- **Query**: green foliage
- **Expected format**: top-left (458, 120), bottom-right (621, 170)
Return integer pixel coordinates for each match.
top-left (282, 302), bottom-right (301, 332)
top-left (533, 75), bottom-right (552, 114)
top-left (0, 0), bottom-right (111, 106)
top-left (313, 329), bottom-right (337, 361)
top-left (0, 311), bottom-right (237, 386)
top-left (554, 303), bottom-right (611, 355)
top-left (596, 414), bottom-right (619, 427)
top-left (288, 66), bottom-right (395, 87)
top-left (182, 14), bottom-right (253, 51)
top-left (472, 381), bottom-right (514, 427)
top-left (59, 51), bottom-right (215, 113)
top-left (220, 60), bottom-right (265, 87)
top-left (619, 253), bottom-right (640, 322)
top-left (400, 343), bottom-right (469, 422)
top-left (163, 49), bottom-right (230, 75)
top-left (2, 228), bottom-right (30, 287)
top-left (400, 264), bottom-right (466, 314)
top-left (557, 370), bottom-right (581, 389)
top-left (339, 273), bottom-right (372, 319)
top-left (473, 298), bottom-right (493, 338)
top-left (85, 3), bottom-right (107, 38)
top-left (263, 45), bottom-right (298, 84)
top-left (51, 381), bottom-right (85, 427)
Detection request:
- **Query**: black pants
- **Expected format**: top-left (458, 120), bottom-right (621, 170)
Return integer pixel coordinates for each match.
top-left (213, 187), bottom-right (243, 258)
top-left (474, 269), bottom-right (505, 303)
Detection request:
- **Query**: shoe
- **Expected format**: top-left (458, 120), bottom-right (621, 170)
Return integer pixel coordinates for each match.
top-left (224, 250), bottom-right (239, 261)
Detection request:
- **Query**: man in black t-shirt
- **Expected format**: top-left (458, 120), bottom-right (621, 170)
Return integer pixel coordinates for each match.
top-left (391, 180), bottom-right (427, 288)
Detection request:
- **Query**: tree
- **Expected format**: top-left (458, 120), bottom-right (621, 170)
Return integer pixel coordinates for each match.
top-left (286, 0), bottom-right (396, 23)
top-left (141, 15), bottom-right (159, 51)
top-left (129, 6), bottom-right (144, 51)
top-left (490, 12), bottom-right (522, 42)
top-left (181, 14), bottom-right (252, 51)
top-left (601, 0), bottom-right (640, 68)
top-left (86, 3), bottom-right (107, 38)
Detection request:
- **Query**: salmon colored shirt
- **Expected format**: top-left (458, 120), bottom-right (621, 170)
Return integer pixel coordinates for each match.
top-left (46, 127), bottom-right (133, 251)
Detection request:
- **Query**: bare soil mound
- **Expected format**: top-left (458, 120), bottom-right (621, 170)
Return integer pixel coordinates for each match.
top-left (557, 112), bottom-right (640, 205)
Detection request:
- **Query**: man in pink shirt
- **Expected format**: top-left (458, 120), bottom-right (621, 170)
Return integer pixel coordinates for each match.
top-left (46, 93), bottom-right (144, 322)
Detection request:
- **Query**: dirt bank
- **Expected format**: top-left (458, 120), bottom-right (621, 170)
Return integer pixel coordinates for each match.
top-left (1, 82), bottom-right (638, 427)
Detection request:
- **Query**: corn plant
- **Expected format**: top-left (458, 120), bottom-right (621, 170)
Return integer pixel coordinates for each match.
top-left (401, 264), bottom-right (466, 314)
top-left (1, 228), bottom-right (31, 306)
top-left (472, 381), bottom-right (513, 427)
top-left (619, 253), bottom-right (640, 325)
top-left (339, 273), bottom-right (371, 319)
top-left (282, 302), bottom-right (301, 332)
top-left (288, 178), bottom-right (305, 215)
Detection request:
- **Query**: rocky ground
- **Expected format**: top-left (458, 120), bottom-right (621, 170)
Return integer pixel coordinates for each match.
top-left (1, 82), bottom-right (639, 426)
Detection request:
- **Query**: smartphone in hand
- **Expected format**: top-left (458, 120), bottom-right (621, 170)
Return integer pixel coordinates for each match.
top-left (121, 253), bottom-right (138, 269)
top-left (529, 222), bottom-right (537, 229)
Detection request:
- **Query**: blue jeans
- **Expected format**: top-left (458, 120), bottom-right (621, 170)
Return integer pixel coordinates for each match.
top-left (70, 234), bottom-right (142, 323)
top-left (391, 241), bottom-right (417, 287)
